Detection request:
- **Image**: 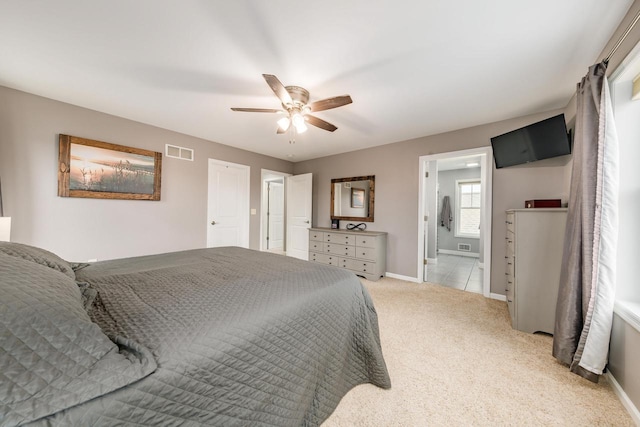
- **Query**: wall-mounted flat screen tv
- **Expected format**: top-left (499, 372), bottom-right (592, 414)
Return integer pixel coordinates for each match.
top-left (490, 114), bottom-right (571, 169)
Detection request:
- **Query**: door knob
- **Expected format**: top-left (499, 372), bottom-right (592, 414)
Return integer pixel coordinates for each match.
top-left (211, 220), bottom-right (216, 225)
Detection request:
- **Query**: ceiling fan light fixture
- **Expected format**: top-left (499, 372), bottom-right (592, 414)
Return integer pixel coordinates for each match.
top-left (291, 112), bottom-right (308, 133)
top-left (295, 121), bottom-right (308, 133)
top-left (277, 117), bottom-right (291, 131)
top-left (291, 112), bottom-right (305, 128)
top-left (232, 74), bottom-right (351, 135)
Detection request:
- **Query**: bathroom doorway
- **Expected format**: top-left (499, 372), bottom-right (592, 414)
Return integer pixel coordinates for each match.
top-left (418, 147), bottom-right (493, 296)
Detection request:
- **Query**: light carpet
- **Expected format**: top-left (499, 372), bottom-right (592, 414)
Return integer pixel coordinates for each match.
top-left (323, 277), bottom-right (633, 426)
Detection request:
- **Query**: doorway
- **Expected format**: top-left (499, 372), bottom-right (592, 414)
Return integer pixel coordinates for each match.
top-left (418, 147), bottom-right (493, 297)
top-left (260, 169), bottom-right (290, 255)
top-left (260, 170), bottom-right (313, 260)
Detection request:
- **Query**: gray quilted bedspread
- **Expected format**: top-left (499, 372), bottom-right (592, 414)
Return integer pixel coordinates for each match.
top-left (34, 247), bottom-right (390, 426)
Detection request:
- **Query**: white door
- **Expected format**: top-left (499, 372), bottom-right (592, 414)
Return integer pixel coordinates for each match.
top-left (286, 173), bottom-right (312, 260)
top-left (268, 181), bottom-right (285, 250)
top-left (207, 159), bottom-right (250, 248)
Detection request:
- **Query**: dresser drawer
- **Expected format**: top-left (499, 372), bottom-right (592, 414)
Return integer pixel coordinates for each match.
top-left (324, 233), bottom-right (352, 245)
top-left (506, 213), bottom-right (515, 234)
top-left (356, 235), bottom-right (377, 248)
top-left (310, 252), bottom-right (329, 264)
top-left (310, 231), bottom-right (324, 242)
top-left (325, 254), bottom-right (340, 266)
top-left (344, 258), bottom-right (376, 274)
top-left (356, 247), bottom-right (376, 261)
top-left (325, 243), bottom-right (355, 257)
top-left (505, 258), bottom-right (514, 277)
top-left (309, 240), bottom-right (324, 252)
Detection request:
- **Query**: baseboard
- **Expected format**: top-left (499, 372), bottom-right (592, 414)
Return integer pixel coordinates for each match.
top-left (478, 262), bottom-right (484, 269)
top-left (385, 272), bottom-right (421, 283)
top-left (607, 371), bottom-right (640, 425)
top-left (490, 293), bottom-right (507, 302)
top-left (427, 257), bottom-right (438, 265)
top-left (438, 249), bottom-right (479, 258)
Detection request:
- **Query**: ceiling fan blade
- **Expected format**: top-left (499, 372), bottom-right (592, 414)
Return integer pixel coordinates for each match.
top-left (308, 95), bottom-right (352, 112)
top-left (306, 115), bottom-right (338, 132)
top-left (276, 126), bottom-right (287, 134)
top-left (263, 74), bottom-right (293, 106)
top-left (230, 108), bottom-right (283, 113)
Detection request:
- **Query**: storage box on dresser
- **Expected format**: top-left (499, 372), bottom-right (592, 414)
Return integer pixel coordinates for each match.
top-left (309, 228), bottom-right (387, 281)
top-left (505, 208), bottom-right (567, 334)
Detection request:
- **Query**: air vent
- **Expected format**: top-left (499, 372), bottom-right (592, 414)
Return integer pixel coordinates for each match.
top-left (165, 144), bottom-right (194, 161)
top-left (458, 243), bottom-right (471, 252)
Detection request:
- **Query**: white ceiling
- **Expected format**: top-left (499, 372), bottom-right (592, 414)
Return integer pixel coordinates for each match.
top-left (0, 1), bottom-right (632, 162)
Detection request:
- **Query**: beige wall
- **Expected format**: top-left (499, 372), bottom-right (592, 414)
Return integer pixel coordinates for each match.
top-left (0, 86), bottom-right (293, 261)
top-left (293, 108), bottom-right (570, 293)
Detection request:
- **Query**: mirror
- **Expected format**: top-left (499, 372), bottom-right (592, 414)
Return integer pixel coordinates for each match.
top-left (331, 176), bottom-right (375, 222)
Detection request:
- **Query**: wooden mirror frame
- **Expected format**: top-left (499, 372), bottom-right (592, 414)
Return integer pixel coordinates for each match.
top-left (330, 175), bottom-right (375, 222)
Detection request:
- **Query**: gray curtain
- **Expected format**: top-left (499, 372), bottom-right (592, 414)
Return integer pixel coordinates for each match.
top-left (552, 62), bottom-right (619, 382)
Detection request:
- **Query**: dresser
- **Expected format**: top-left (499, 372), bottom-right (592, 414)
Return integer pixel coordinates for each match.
top-left (308, 228), bottom-right (387, 281)
top-left (505, 208), bottom-right (567, 334)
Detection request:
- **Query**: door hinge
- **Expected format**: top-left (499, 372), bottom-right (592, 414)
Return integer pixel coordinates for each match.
top-left (423, 259), bottom-right (428, 265)
top-left (425, 171), bottom-right (429, 178)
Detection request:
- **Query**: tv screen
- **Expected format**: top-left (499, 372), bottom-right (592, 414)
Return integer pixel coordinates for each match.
top-left (490, 114), bottom-right (570, 169)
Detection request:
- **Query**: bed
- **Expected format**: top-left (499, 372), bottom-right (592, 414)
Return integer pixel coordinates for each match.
top-left (0, 243), bottom-right (390, 426)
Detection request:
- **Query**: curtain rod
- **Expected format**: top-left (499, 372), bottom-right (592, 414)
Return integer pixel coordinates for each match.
top-left (604, 7), bottom-right (640, 64)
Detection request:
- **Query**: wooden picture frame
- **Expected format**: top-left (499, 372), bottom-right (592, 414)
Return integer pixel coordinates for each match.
top-left (58, 134), bottom-right (162, 201)
top-left (351, 188), bottom-right (365, 208)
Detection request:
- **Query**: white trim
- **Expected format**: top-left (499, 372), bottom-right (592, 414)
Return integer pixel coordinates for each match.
top-left (490, 293), bottom-right (507, 302)
top-left (614, 300), bottom-right (640, 333)
top-left (438, 248), bottom-right (479, 258)
top-left (607, 371), bottom-right (640, 425)
top-left (418, 147), bottom-right (493, 298)
top-left (385, 272), bottom-right (421, 283)
top-left (478, 262), bottom-right (484, 269)
top-left (427, 257), bottom-right (438, 264)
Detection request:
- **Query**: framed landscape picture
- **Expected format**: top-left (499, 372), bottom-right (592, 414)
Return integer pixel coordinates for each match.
top-left (58, 134), bottom-right (162, 201)
top-left (351, 188), bottom-right (365, 208)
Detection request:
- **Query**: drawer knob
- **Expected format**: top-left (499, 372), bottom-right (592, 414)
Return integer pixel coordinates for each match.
top-left (507, 299), bottom-right (513, 303)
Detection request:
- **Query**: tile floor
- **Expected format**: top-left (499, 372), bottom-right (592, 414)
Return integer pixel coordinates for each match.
top-left (426, 254), bottom-right (483, 294)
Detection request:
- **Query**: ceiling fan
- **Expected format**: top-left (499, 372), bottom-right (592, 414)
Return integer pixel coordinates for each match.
top-left (231, 74), bottom-right (352, 136)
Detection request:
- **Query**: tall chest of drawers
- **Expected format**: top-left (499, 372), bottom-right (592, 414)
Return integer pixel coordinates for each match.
top-left (308, 227), bottom-right (387, 281)
top-left (505, 208), bottom-right (567, 334)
